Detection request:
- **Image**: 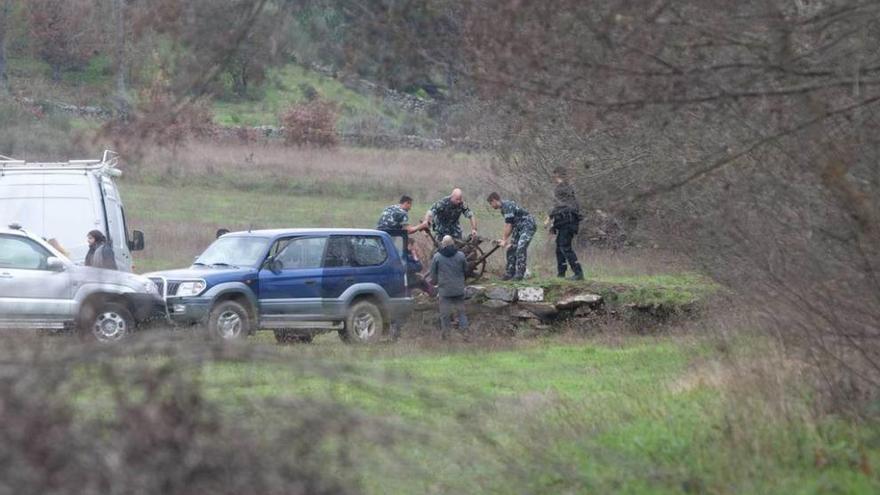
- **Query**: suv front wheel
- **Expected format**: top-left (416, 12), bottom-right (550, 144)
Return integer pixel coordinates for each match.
top-left (80, 301), bottom-right (134, 343)
top-left (207, 300), bottom-right (252, 340)
top-left (340, 300), bottom-right (384, 344)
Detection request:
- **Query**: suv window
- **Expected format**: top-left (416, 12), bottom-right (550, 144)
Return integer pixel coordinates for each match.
top-left (276, 237), bottom-right (327, 269)
top-left (351, 236), bottom-right (387, 266)
top-left (0, 235), bottom-right (50, 270)
top-left (323, 236), bottom-right (388, 267)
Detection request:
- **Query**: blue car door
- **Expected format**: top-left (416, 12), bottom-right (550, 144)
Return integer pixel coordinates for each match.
top-left (258, 236), bottom-right (327, 320)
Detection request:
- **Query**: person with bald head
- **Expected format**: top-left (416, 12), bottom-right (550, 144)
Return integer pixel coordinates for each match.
top-left (419, 188), bottom-right (478, 241)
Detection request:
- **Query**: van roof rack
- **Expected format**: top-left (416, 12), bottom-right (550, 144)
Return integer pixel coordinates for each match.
top-left (0, 150), bottom-right (121, 175)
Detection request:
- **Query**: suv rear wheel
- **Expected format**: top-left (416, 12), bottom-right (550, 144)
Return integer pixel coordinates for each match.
top-left (207, 300), bottom-right (252, 340)
top-left (80, 301), bottom-right (134, 343)
top-left (340, 300), bottom-right (384, 344)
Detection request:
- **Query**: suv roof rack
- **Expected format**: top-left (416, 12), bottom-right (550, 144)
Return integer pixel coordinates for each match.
top-left (0, 150), bottom-right (121, 175)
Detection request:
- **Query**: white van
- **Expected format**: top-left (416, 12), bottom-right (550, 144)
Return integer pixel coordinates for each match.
top-left (0, 150), bottom-right (144, 272)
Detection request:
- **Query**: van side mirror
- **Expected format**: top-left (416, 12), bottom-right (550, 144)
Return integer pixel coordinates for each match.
top-left (129, 230), bottom-right (145, 251)
top-left (46, 257), bottom-right (65, 272)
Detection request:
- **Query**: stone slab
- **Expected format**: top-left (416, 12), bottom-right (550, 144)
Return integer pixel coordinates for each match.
top-left (486, 286), bottom-right (517, 302)
top-left (555, 293), bottom-right (603, 310)
top-left (482, 300), bottom-right (510, 310)
top-left (517, 287), bottom-right (545, 302)
top-left (518, 302), bottom-right (559, 320)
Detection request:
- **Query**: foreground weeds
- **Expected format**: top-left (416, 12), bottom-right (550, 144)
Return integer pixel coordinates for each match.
top-left (0, 332), bottom-right (876, 494)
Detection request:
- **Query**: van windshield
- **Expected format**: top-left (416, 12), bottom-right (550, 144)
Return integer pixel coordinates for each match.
top-left (195, 237), bottom-right (270, 268)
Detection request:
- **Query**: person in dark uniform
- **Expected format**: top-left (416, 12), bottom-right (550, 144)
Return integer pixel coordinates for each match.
top-left (417, 188), bottom-right (478, 240)
top-left (487, 192), bottom-right (536, 281)
top-left (549, 166), bottom-right (584, 280)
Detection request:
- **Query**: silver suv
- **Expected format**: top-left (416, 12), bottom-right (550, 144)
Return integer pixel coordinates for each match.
top-left (0, 224), bottom-right (161, 342)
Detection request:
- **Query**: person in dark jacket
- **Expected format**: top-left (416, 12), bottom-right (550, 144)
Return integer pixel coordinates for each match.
top-left (549, 166), bottom-right (584, 280)
top-left (84, 230), bottom-right (118, 270)
top-left (430, 235), bottom-right (469, 339)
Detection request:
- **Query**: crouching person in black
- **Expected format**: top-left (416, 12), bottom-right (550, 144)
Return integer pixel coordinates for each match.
top-left (550, 167), bottom-right (584, 280)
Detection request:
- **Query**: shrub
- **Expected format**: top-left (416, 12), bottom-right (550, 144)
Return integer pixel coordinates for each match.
top-left (0, 337), bottom-right (363, 495)
top-left (280, 100), bottom-right (339, 148)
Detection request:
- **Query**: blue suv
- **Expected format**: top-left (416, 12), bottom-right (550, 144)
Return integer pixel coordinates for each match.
top-left (146, 229), bottom-right (412, 343)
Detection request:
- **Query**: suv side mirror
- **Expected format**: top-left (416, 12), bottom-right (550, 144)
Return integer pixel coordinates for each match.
top-left (46, 257), bottom-right (66, 272)
top-left (263, 257), bottom-right (282, 274)
top-left (129, 230), bottom-right (145, 251)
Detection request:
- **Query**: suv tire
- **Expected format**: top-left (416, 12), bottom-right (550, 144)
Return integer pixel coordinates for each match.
top-left (207, 300), bottom-right (252, 340)
top-left (80, 301), bottom-right (134, 343)
top-left (273, 329), bottom-right (313, 344)
top-left (340, 300), bottom-right (384, 344)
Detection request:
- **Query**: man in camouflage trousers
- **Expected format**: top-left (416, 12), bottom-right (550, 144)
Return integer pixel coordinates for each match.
top-left (376, 195), bottom-right (422, 234)
top-left (549, 166), bottom-right (584, 280)
top-left (417, 188), bottom-right (478, 241)
top-left (487, 192), bottom-right (537, 281)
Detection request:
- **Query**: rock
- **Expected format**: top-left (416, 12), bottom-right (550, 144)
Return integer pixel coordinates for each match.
top-left (517, 287), bottom-right (544, 302)
top-left (413, 292), bottom-right (435, 312)
top-left (518, 302), bottom-right (559, 320)
top-left (482, 300), bottom-right (510, 310)
top-left (555, 293), bottom-right (603, 310)
top-left (514, 309), bottom-right (539, 320)
top-left (574, 306), bottom-right (593, 317)
top-left (486, 286), bottom-right (517, 302)
top-left (465, 285), bottom-right (487, 300)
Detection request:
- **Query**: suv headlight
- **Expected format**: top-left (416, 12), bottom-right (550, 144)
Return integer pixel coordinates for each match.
top-left (144, 281), bottom-right (159, 295)
top-left (177, 281), bottom-right (207, 297)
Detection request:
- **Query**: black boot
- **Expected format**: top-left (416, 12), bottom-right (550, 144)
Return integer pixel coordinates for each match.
top-left (568, 264), bottom-right (584, 281)
top-left (557, 269), bottom-right (567, 278)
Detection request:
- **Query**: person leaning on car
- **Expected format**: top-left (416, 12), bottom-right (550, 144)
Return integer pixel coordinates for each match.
top-left (84, 230), bottom-right (118, 270)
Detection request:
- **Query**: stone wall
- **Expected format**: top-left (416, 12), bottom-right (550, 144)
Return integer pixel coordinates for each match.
top-left (406, 283), bottom-right (698, 337)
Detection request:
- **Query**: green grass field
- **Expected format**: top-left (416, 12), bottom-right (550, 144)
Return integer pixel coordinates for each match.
top-left (68, 335), bottom-right (879, 494)
top-left (93, 147), bottom-right (880, 493)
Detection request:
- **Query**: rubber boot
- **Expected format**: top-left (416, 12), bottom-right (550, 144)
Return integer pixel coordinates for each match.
top-left (568, 264), bottom-right (584, 281)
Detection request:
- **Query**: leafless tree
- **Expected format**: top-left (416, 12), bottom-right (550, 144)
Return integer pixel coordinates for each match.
top-left (331, 0), bottom-right (880, 406)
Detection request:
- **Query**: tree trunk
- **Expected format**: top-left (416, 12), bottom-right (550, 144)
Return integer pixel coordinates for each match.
top-left (112, 0), bottom-right (130, 115)
top-left (0, 0), bottom-right (10, 94)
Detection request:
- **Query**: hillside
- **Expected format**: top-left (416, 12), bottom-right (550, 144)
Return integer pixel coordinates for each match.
top-left (3, 55), bottom-right (437, 137)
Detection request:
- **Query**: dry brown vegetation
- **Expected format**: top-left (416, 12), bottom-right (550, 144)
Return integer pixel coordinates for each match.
top-left (125, 140), bottom-right (493, 201)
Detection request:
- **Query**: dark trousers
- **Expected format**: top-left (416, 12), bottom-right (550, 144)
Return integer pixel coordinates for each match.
top-left (439, 295), bottom-right (468, 336)
top-left (555, 224), bottom-right (582, 276)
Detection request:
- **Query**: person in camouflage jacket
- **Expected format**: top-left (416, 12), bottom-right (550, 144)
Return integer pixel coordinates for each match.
top-left (487, 192), bottom-right (536, 281)
top-left (376, 195), bottom-right (422, 234)
top-left (416, 188), bottom-right (478, 240)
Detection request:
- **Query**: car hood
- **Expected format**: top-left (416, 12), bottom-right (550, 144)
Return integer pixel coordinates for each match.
top-left (145, 265), bottom-right (259, 284)
top-left (68, 265), bottom-right (155, 290)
